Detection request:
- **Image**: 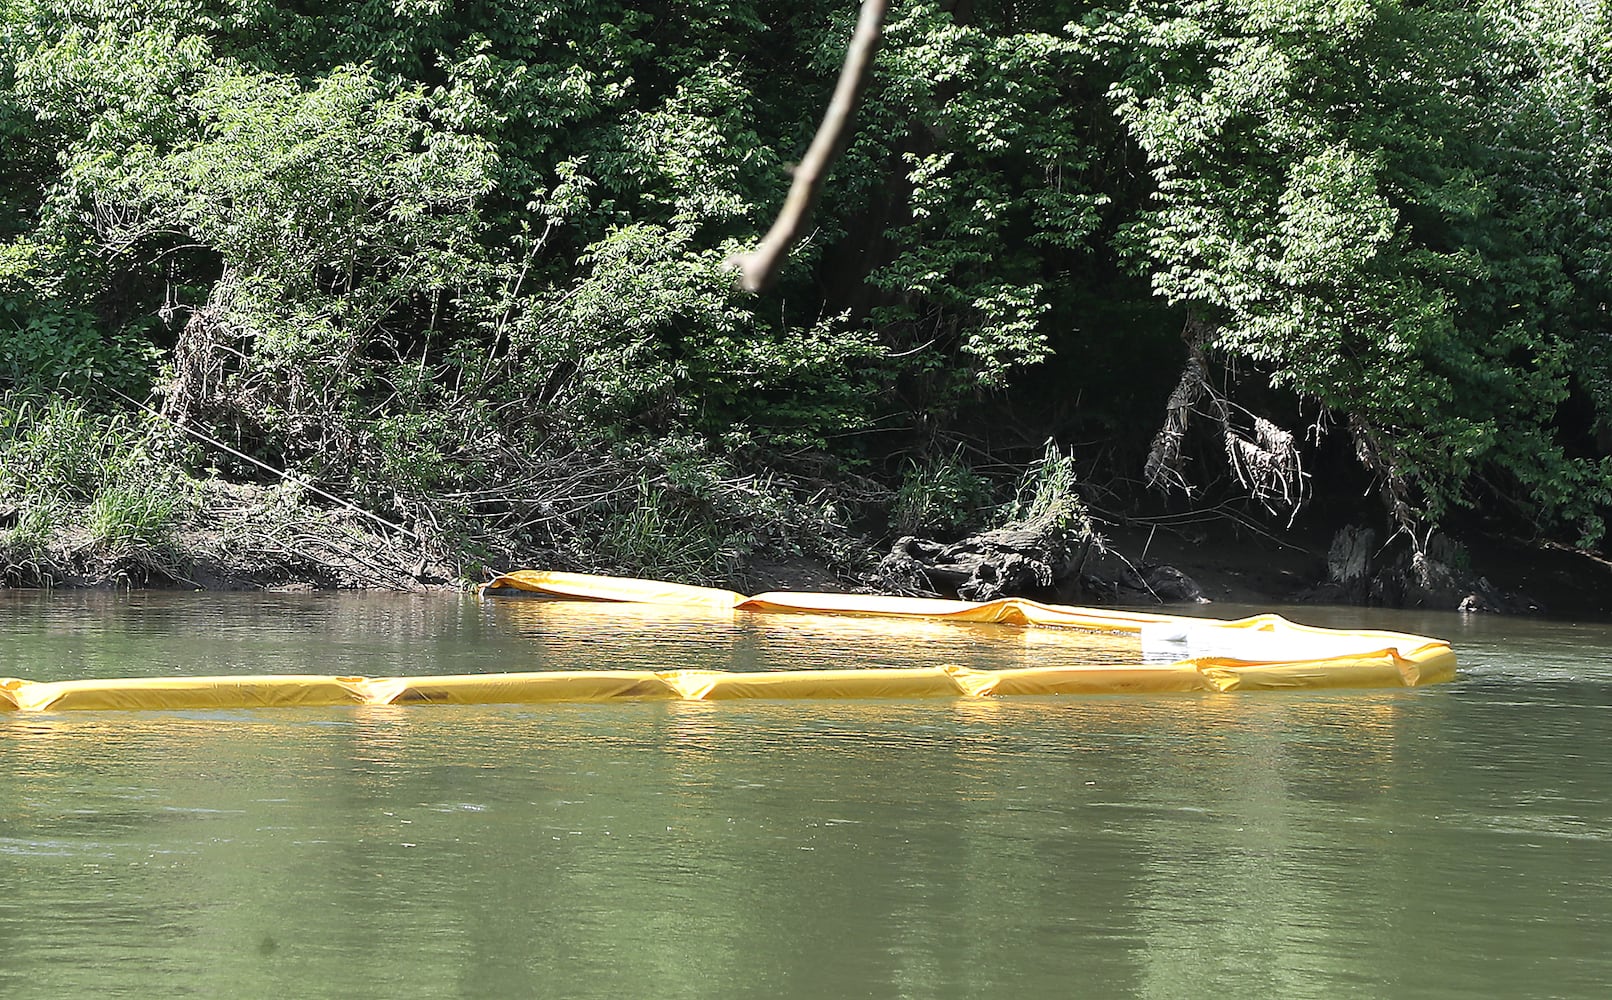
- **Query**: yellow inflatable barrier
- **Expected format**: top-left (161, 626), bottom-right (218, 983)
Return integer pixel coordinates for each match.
top-left (479, 570), bottom-right (1457, 694)
top-left (0, 572), bottom-right (1455, 712)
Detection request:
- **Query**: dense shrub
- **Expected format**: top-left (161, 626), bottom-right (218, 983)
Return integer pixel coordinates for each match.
top-left (0, 0), bottom-right (1606, 573)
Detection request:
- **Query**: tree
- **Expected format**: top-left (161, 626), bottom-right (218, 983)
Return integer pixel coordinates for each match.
top-left (1094, 0), bottom-right (1612, 547)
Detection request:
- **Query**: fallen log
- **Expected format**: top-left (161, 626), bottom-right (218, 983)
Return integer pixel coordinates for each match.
top-left (874, 520), bottom-right (1205, 605)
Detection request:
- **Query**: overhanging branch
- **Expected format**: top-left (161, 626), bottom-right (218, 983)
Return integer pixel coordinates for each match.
top-left (725, 0), bottom-right (890, 293)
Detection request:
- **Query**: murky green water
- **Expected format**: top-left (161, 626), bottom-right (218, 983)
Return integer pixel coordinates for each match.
top-left (1, 592), bottom-right (1609, 999)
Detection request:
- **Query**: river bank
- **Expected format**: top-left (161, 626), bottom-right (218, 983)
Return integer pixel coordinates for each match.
top-left (8, 474), bottom-right (1612, 623)
top-left (1090, 518), bottom-right (1612, 621)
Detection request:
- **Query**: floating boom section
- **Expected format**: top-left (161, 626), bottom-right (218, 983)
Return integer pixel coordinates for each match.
top-left (478, 571), bottom-right (1456, 695)
top-left (0, 572), bottom-right (1455, 713)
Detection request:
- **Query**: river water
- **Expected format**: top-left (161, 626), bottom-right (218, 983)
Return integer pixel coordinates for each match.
top-left (0, 591), bottom-right (1608, 999)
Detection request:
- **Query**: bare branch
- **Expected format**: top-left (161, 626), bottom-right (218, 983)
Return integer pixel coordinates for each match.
top-left (726, 0), bottom-right (890, 293)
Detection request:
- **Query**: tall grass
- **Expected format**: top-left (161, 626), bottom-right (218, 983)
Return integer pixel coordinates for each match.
top-left (0, 393), bottom-right (196, 563)
top-left (891, 447), bottom-right (993, 537)
top-left (594, 476), bottom-right (745, 584)
top-left (998, 440), bottom-right (1093, 538)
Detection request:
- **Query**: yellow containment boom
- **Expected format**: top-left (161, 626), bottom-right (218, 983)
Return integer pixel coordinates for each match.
top-left (476, 570), bottom-right (1457, 694)
top-left (0, 572), bottom-right (1455, 713)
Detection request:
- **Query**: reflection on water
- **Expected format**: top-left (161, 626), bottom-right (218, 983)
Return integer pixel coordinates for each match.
top-left (490, 598), bottom-right (1144, 674)
top-left (0, 590), bottom-right (1144, 683)
top-left (0, 592), bottom-right (1610, 998)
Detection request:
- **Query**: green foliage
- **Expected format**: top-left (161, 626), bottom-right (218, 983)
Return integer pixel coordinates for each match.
top-left (86, 478), bottom-right (186, 551)
top-left (854, 2), bottom-right (1111, 394)
top-left (594, 475), bottom-right (743, 584)
top-left (3, 502), bottom-right (57, 558)
top-left (0, 394), bottom-right (121, 501)
top-left (999, 441), bottom-right (1092, 540)
top-left (891, 449), bottom-right (993, 537)
top-left (1, 0), bottom-right (1609, 578)
top-left (0, 297), bottom-right (157, 392)
top-left (508, 222), bottom-right (884, 445)
top-left (0, 393), bottom-right (196, 556)
top-left (1092, 0), bottom-right (1612, 544)
top-left (562, 434), bottom-right (854, 586)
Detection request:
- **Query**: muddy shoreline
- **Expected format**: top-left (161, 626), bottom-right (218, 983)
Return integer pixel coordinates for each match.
top-left (10, 501), bottom-right (1612, 623)
top-left (1080, 520), bottom-right (1612, 621)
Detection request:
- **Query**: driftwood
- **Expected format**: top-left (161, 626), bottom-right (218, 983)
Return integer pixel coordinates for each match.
top-left (1072, 546), bottom-right (1208, 604)
top-left (878, 523), bottom-right (1084, 602)
top-left (875, 521), bottom-right (1207, 605)
top-left (1327, 524), bottom-right (1376, 589)
top-left (1305, 525), bottom-right (1537, 613)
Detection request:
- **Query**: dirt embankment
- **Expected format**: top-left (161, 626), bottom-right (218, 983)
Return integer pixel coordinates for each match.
top-left (1, 482), bottom-right (459, 593)
top-left (9, 485), bottom-right (1612, 621)
top-left (840, 513), bottom-right (1612, 620)
top-left (1071, 519), bottom-right (1612, 620)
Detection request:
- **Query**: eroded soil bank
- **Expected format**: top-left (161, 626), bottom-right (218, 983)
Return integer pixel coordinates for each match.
top-left (9, 485), bottom-right (1612, 622)
top-left (1089, 520), bottom-right (1612, 620)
